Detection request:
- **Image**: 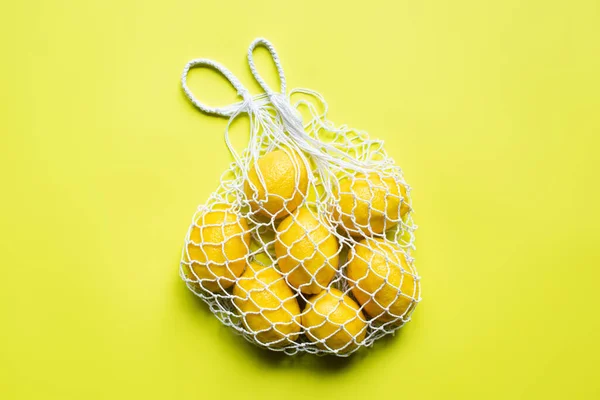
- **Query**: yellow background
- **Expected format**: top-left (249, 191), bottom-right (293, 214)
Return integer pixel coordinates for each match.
top-left (1, 0), bottom-right (599, 398)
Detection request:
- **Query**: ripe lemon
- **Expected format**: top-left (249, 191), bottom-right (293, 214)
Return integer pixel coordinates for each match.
top-left (275, 206), bottom-right (339, 294)
top-left (233, 263), bottom-right (301, 347)
top-left (186, 205), bottom-right (250, 292)
top-left (333, 172), bottom-right (409, 236)
top-left (347, 237), bottom-right (420, 323)
top-left (244, 148), bottom-right (309, 219)
top-left (302, 288), bottom-right (367, 353)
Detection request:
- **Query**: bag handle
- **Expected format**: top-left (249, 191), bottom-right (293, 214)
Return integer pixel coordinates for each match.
top-left (181, 58), bottom-right (251, 117)
top-left (247, 38), bottom-right (305, 132)
top-left (247, 38), bottom-right (287, 97)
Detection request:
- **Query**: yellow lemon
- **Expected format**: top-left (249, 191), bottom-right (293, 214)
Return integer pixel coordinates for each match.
top-left (333, 172), bottom-right (409, 236)
top-left (186, 205), bottom-right (250, 292)
top-left (347, 237), bottom-right (420, 323)
top-left (275, 206), bottom-right (339, 294)
top-left (233, 263), bottom-right (301, 347)
top-left (180, 262), bottom-right (202, 292)
top-left (244, 148), bottom-right (309, 219)
top-left (302, 288), bottom-right (367, 353)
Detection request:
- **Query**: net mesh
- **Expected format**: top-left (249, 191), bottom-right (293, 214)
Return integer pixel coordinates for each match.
top-left (179, 38), bottom-right (421, 356)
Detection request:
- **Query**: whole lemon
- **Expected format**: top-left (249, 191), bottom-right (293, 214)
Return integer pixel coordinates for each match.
top-left (347, 237), bottom-right (420, 323)
top-left (244, 148), bottom-right (309, 219)
top-left (275, 206), bottom-right (339, 294)
top-left (186, 205), bottom-right (250, 292)
top-left (302, 288), bottom-right (367, 353)
top-left (233, 263), bottom-right (301, 347)
top-left (333, 172), bottom-right (409, 236)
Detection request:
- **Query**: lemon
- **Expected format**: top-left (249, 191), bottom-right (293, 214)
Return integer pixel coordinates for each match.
top-left (347, 237), bottom-right (420, 323)
top-left (233, 263), bottom-right (301, 347)
top-left (302, 288), bottom-right (367, 353)
top-left (186, 205), bottom-right (250, 292)
top-left (180, 262), bottom-right (202, 292)
top-left (333, 172), bottom-right (409, 236)
top-left (275, 206), bottom-right (339, 294)
top-left (244, 148), bottom-right (309, 219)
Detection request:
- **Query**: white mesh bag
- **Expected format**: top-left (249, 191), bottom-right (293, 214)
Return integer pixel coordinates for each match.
top-left (179, 38), bottom-right (421, 356)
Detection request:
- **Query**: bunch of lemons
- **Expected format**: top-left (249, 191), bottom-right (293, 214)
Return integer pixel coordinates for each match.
top-left (183, 147), bottom-right (420, 354)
